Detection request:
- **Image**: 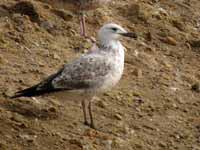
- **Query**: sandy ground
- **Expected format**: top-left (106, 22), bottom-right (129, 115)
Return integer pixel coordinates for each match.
top-left (0, 0), bottom-right (200, 149)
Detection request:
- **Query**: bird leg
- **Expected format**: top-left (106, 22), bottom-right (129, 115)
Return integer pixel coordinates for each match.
top-left (88, 98), bottom-right (95, 129)
top-left (79, 12), bottom-right (87, 37)
top-left (81, 99), bottom-right (89, 125)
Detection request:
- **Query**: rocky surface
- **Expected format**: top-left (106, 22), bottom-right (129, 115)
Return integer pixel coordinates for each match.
top-left (0, 0), bottom-right (200, 149)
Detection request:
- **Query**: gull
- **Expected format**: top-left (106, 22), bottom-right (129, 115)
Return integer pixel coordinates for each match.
top-left (40, 0), bottom-right (111, 37)
top-left (11, 23), bottom-right (137, 129)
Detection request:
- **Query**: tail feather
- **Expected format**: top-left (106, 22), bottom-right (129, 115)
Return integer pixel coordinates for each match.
top-left (10, 85), bottom-right (40, 98)
top-left (10, 67), bottom-right (65, 99)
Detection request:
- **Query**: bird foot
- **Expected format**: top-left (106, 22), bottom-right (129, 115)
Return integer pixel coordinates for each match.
top-left (84, 35), bottom-right (96, 43)
top-left (90, 123), bottom-right (96, 130)
top-left (83, 121), bottom-right (96, 129)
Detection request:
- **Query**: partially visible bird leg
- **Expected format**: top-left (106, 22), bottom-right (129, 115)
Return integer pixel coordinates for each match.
top-left (79, 11), bottom-right (87, 37)
top-left (88, 98), bottom-right (95, 129)
top-left (81, 99), bottom-right (89, 125)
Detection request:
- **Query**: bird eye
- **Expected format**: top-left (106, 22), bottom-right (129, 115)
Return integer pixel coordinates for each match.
top-left (111, 27), bottom-right (118, 32)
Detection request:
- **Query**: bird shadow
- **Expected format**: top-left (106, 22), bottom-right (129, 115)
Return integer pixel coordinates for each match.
top-left (2, 98), bottom-right (60, 120)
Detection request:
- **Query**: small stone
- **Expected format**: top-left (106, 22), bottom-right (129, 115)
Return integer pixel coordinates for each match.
top-left (48, 107), bottom-right (57, 112)
top-left (83, 128), bottom-right (99, 138)
top-left (132, 68), bottom-right (142, 78)
top-left (145, 31), bottom-right (152, 41)
top-left (40, 21), bottom-right (54, 31)
top-left (0, 5), bottom-right (10, 17)
top-left (114, 113), bottom-right (123, 120)
top-left (53, 53), bottom-right (60, 60)
top-left (157, 8), bottom-right (168, 16)
top-left (97, 101), bottom-right (107, 109)
top-left (189, 40), bottom-right (200, 48)
top-left (0, 107), bottom-right (4, 112)
top-left (10, 113), bottom-right (24, 123)
top-left (69, 139), bottom-right (83, 148)
top-left (102, 140), bottom-right (112, 150)
top-left (0, 142), bottom-right (8, 149)
top-left (172, 19), bottom-right (185, 31)
top-left (18, 134), bottom-right (36, 143)
top-left (153, 7), bottom-right (168, 19)
top-left (161, 36), bottom-right (177, 45)
top-left (52, 9), bottom-right (73, 21)
top-left (158, 141), bottom-right (167, 148)
top-left (38, 61), bottom-right (45, 67)
top-left (177, 97), bottom-right (185, 104)
top-left (172, 103), bottom-right (178, 108)
top-left (191, 83), bottom-right (200, 92)
top-left (3, 88), bottom-right (14, 97)
top-left (113, 137), bottom-right (125, 148)
top-left (0, 55), bottom-right (8, 64)
top-left (87, 36), bottom-right (96, 43)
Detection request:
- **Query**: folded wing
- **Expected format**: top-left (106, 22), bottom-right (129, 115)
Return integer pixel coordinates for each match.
top-left (11, 53), bottom-right (112, 98)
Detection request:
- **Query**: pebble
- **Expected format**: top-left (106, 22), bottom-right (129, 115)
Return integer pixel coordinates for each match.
top-left (0, 55), bottom-right (8, 64)
top-left (158, 141), bottom-right (167, 148)
top-left (176, 97), bottom-right (185, 104)
top-left (69, 139), bottom-right (83, 148)
top-left (10, 113), bottom-right (24, 123)
top-left (161, 36), bottom-right (177, 45)
top-left (38, 61), bottom-right (45, 67)
top-left (0, 5), bottom-right (10, 17)
top-left (114, 113), bottom-right (123, 120)
top-left (3, 88), bottom-right (14, 97)
top-left (132, 68), bottom-right (142, 78)
top-left (53, 53), bottom-right (60, 60)
top-left (189, 40), bottom-right (200, 48)
top-left (40, 20), bottom-right (54, 31)
top-left (191, 82), bottom-right (200, 92)
top-left (102, 140), bottom-right (112, 150)
top-left (52, 9), bottom-right (73, 21)
top-left (97, 101), bottom-right (107, 109)
top-left (172, 19), bottom-right (185, 31)
top-left (113, 137), bottom-right (125, 148)
top-left (18, 134), bottom-right (37, 143)
top-left (83, 128), bottom-right (98, 138)
top-left (48, 107), bottom-right (57, 113)
top-left (157, 8), bottom-right (168, 16)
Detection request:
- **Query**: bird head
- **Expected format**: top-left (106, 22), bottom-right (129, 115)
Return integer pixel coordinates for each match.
top-left (98, 23), bottom-right (137, 44)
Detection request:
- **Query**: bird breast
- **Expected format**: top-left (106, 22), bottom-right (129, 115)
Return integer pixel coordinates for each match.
top-left (96, 45), bottom-right (124, 93)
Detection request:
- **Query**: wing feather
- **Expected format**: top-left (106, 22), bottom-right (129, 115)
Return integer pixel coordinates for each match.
top-left (52, 54), bottom-right (112, 90)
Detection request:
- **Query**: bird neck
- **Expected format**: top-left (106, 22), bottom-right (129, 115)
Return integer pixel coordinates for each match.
top-left (98, 39), bottom-right (122, 51)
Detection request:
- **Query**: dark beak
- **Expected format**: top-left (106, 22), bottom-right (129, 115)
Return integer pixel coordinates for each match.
top-left (120, 32), bottom-right (137, 39)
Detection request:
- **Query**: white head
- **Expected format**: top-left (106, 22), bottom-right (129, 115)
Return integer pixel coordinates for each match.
top-left (98, 23), bottom-right (137, 45)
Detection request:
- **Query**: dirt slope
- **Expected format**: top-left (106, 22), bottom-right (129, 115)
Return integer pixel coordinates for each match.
top-left (0, 0), bottom-right (200, 149)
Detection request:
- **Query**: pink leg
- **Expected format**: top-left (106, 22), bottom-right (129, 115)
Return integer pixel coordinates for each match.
top-left (81, 99), bottom-right (89, 125)
top-left (80, 12), bottom-right (87, 37)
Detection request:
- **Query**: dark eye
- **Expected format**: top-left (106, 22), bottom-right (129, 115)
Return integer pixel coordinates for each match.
top-left (111, 27), bottom-right (118, 32)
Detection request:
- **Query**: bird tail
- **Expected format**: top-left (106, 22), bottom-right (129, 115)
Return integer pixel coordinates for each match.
top-left (10, 85), bottom-right (40, 99)
top-left (10, 67), bottom-right (65, 99)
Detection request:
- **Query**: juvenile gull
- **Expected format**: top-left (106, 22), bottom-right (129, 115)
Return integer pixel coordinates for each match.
top-left (11, 23), bottom-right (137, 128)
top-left (40, 0), bottom-right (111, 37)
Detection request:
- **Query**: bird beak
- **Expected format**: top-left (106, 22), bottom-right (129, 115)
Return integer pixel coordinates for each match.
top-left (120, 32), bottom-right (137, 39)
